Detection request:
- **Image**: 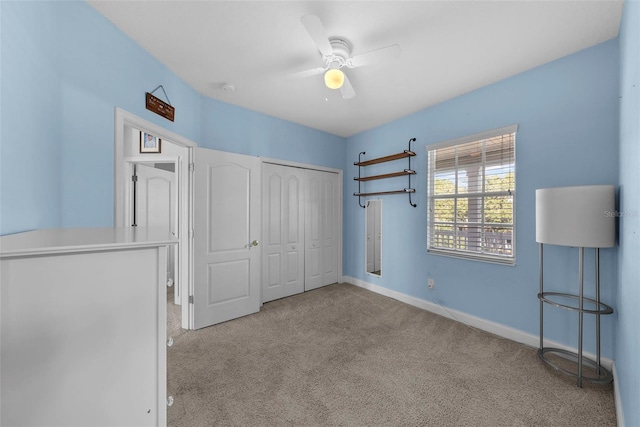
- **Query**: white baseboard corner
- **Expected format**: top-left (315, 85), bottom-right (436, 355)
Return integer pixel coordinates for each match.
top-left (343, 276), bottom-right (614, 371)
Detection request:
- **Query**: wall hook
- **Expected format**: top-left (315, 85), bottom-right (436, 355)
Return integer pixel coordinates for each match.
top-left (149, 85), bottom-right (172, 105)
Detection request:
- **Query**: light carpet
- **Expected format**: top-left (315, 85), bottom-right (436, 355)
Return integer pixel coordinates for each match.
top-left (167, 283), bottom-right (615, 426)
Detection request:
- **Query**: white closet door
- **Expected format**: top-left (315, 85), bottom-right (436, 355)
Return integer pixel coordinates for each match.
top-left (321, 171), bottom-right (339, 286)
top-left (262, 164), bottom-right (305, 302)
top-left (305, 169), bottom-right (339, 291)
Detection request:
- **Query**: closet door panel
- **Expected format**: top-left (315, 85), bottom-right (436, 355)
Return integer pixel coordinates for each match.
top-left (267, 174), bottom-right (282, 247)
top-left (324, 246), bottom-right (336, 281)
top-left (305, 169), bottom-right (339, 290)
top-left (286, 250), bottom-right (300, 284)
top-left (285, 174), bottom-right (303, 288)
top-left (305, 170), bottom-right (323, 291)
top-left (263, 164), bottom-right (304, 302)
top-left (321, 172), bottom-right (339, 286)
top-left (267, 253), bottom-right (281, 287)
top-left (287, 175), bottom-right (301, 244)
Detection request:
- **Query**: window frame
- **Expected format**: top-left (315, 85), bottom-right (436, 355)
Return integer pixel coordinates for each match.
top-left (426, 124), bottom-right (517, 265)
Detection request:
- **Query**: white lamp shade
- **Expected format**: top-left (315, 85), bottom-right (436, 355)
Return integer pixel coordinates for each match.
top-left (535, 185), bottom-right (615, 248)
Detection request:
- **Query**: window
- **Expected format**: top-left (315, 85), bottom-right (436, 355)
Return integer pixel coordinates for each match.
top-left (427, 125), bottom-right (517, 264)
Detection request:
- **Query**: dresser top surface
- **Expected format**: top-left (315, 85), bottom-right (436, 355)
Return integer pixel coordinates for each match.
top-left (0, 227), bottom-right (176, 258)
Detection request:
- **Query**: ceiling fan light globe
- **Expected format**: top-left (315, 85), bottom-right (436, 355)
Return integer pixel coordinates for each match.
top-left (324, 69), bottom-right (344, 89)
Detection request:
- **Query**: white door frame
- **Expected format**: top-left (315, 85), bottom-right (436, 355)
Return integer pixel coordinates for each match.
top-left (114, 108), bottom-right (195, 329)
top-left (260, 157), bottom-right (343, 292)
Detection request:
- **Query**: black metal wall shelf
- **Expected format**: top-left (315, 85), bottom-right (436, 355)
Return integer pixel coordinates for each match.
top-left (354, 138), bottom-right (417, 208)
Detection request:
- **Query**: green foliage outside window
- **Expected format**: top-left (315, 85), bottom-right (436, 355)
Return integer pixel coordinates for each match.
top-left (433, 172), bottom-right (514, 226)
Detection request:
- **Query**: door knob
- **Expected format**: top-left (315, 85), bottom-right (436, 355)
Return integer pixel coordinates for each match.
top-left (251, 240), bottom-right (259, 247)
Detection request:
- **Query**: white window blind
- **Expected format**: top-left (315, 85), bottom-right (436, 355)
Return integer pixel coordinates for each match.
top-left (427, 125), bottom-right (517, 264)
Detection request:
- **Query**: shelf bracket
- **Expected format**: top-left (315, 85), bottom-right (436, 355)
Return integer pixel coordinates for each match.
top-left (357, 151), bottom-right (366, 208)
top-left (408, 138), bottom-right (417, 207)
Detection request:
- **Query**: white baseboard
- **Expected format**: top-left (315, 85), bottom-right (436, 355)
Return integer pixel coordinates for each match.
top-left (613, 362), bottom-right (625, 427)
top-left (343, 276), bottom-right (614, 370)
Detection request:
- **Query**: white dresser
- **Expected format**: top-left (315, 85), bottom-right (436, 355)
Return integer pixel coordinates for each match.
top-left (0, 227), bottom-right (176, 426)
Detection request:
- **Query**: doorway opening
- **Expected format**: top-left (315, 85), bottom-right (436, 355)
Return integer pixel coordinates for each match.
top-left (130, 161), bottom-right (178, 290)
top-left (114, 108), bottom-right (195, 330)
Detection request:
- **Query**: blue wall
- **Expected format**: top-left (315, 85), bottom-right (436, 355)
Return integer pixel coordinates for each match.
top-left (200, 97), bottom-right (344, 170)
top-left (0, 1), bottom-right (202, 234)
top-left (1, 1), bottom-right (63, 234)
top-left (344, 40), bottom-right (620, 358)
top-left (2, 0), bottom-right (637, 422)
top-left (616, 1), bottom-right (640, 425)
top-left (0, 1), bottom-right (343, 236)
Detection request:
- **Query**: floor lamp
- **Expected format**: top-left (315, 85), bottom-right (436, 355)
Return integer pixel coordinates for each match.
top-left (535, 185), bottom-right (615, 387)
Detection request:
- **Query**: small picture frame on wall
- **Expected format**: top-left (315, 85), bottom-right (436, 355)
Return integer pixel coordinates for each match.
top-left (140, 131), bottom-right (161, 153)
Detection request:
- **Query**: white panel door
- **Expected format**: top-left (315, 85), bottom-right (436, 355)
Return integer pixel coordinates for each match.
top-left (136, 163), bottom-right (178, 300)
top-left (305, 169), bottom-right (339, 291)
top-left (321, 171), bottom-right (339, 286)
top-left (305, 170), bottom-right (323, 291)
top-left (193, 148), bottom-right (261, 329)
top-left (262, 164), bottom-right (305, 302)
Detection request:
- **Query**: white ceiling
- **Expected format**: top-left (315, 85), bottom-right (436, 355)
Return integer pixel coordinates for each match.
top-left (88, 1), bottom-right (623, 138)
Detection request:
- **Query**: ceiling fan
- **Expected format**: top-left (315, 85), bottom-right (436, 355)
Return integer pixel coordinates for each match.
top-left (293, 14), bottom-right (401, 100)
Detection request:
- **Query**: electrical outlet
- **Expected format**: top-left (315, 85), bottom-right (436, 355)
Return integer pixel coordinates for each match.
top-left (428, 278), bottom-right (435, 289)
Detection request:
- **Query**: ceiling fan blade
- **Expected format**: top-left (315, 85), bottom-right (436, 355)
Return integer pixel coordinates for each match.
top-left (300, 14), bottom-right (333, 56)
top-left (340, 73), bottom-right (356, 100)
top-left (289, 67), bottom-right (326, 79)
top-left (347, 44), bottom-right (401, 68)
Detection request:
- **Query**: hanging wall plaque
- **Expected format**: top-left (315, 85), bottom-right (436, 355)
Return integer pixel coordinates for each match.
top-left (145, 91), bottom-right (175, 122)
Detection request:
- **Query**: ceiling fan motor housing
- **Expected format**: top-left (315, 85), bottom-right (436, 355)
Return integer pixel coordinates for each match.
top-left (325, 38), bottom-right (352, 68)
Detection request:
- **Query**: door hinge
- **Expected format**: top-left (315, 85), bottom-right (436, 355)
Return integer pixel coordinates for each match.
top-left (189, 229), bottom-right (194, 239)
top-left (188, 295), bottom-right (194, 304)
top-left (189, 163), bottom-right (195, 172)
top-left (131, 175), bottom-right (138, 182)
